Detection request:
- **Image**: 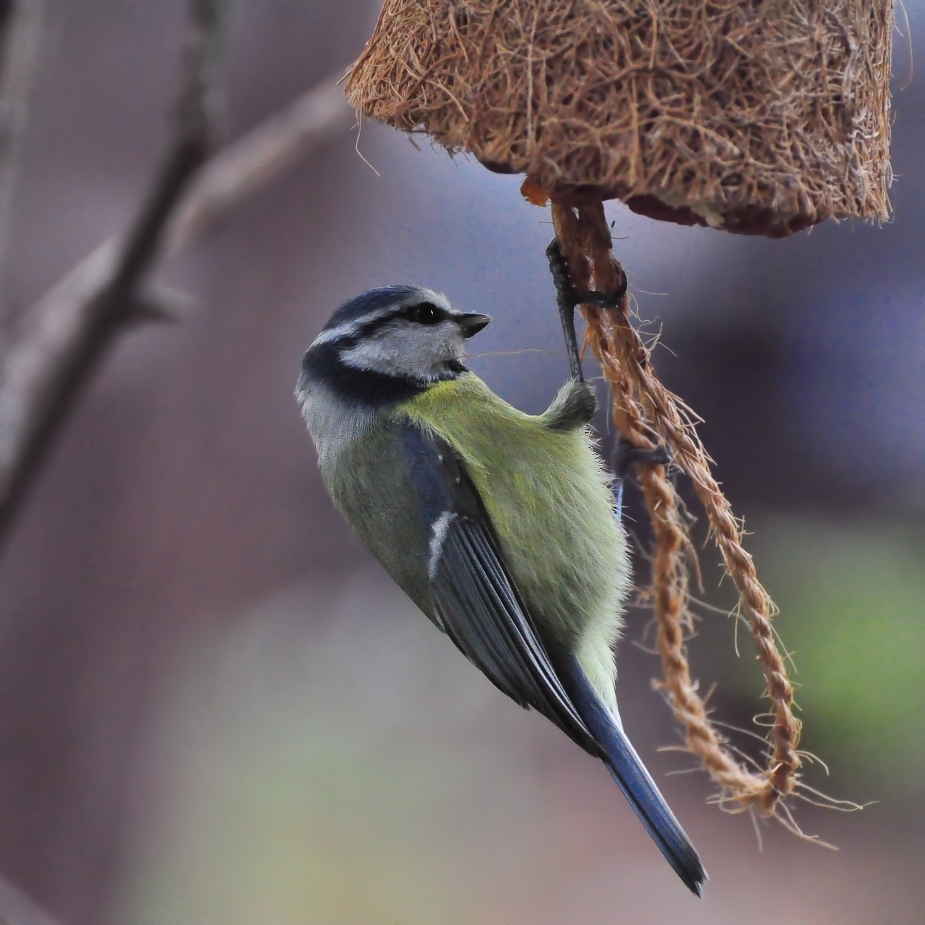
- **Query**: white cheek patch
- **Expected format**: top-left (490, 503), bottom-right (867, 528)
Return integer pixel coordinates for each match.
top-left (339, 337), bottom-right (401, 375)
top-left (340, 320), bottom-right (464, 381)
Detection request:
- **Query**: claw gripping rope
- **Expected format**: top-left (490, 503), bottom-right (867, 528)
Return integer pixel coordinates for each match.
top-left (552, 201), bottom-right (802, 816)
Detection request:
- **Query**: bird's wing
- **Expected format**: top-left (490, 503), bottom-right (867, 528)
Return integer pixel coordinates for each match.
top-left (398, 421), bottom-right (599, 754)
top-left (397, 420), bottom-right (706, 895)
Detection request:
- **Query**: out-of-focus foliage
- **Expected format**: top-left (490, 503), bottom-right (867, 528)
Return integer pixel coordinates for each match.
top-left (755, 518), bottom-right (925, 790)
top-left (115, 574), bottom-right (925, 925)
top-left (116, 578), bottom-right (551, 925)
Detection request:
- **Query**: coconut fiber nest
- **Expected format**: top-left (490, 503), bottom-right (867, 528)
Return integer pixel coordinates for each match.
top-left (347, 0), bottom-right (892, 237)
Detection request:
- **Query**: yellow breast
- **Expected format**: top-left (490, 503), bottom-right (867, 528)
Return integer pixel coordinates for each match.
top-left (401, 374), bottom-right (630, 648)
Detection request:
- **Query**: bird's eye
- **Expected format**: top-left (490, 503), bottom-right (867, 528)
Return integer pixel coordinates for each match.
top-left (408, 302), bottom-right (442, 325)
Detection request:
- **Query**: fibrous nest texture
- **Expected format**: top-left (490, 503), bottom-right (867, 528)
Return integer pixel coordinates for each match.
top-left (347, 0), bottom-right (893, 237)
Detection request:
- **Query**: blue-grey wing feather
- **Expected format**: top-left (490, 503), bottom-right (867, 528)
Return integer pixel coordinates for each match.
top-left (559, 656), bottom-right (707, 895)
top-left (399, 422), bottom-right (599, 754)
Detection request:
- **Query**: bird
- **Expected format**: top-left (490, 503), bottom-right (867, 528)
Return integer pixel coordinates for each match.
top-left (295, 258), bottom-right (706, 896)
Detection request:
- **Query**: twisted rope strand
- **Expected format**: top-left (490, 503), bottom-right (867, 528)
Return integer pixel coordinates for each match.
top-left (552, 200), bottom-right (800, 813)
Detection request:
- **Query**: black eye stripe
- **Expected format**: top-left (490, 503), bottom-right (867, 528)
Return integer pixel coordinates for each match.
top-left (328, 302), bottom-right (449, 346)
top-left (339, 309), bottom-right (407, 343)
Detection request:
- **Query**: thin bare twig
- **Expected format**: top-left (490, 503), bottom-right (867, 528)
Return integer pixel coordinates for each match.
top-left (0, 0), bottom-right (47, 319)
top-left (0, 0), bottom-right (231, 543)
top-left (168, 80), bottom-right (350, 251)
top-left (0, 73), bottom-right (351, 545)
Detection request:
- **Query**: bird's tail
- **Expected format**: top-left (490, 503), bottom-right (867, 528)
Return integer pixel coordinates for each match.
top-left (562, 659), bottom-right (707, 896)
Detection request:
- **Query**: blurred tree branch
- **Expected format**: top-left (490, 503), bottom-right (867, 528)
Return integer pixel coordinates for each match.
top-left (168, 80), bottom-right (351, 252)
top-left (0, 0), bottom-right (46, 315)
top-left (0, 870), bottom-right (63, 925)
top-left (0, 70), bottom-right (351, 546)
top-left (0, 3), bottom-right (14, 42)
top-left (0, 0), bottom-right (233, 544)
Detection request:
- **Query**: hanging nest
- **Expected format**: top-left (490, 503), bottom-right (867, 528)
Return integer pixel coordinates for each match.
top-left (347, 0), bottom-right (892, 237)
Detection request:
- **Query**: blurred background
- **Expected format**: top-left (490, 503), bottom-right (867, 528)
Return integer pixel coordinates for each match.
top-left (0, 2), bottom-right (922, 923)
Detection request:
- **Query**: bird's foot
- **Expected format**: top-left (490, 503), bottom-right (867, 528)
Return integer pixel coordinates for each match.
top-left (546, 238), bottom-right (627, 381)
top-left (546, 239), bottom-right (628, 310)
top-left (613, 436), bottom-right (671, 479)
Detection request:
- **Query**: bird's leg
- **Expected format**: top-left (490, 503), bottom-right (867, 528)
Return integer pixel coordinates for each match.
top-left (546, 238), bottom-right (585, 382)
top-left (612, 439), bottom-right (672, 522)
top-left (545, 238), bottom-right (628, 383)
top-left (546, 238), bottom-right (668, 483)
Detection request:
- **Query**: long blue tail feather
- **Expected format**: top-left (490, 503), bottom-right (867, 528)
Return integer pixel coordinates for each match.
top-left (562, 658), bottom-right (707, 896)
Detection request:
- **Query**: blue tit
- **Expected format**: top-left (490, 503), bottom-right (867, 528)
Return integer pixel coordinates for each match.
top-left (295, 284), bottom-right (706, 896)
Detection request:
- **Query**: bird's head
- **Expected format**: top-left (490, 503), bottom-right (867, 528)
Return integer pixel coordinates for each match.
top-left (298, 286), bottom-right (490, 407)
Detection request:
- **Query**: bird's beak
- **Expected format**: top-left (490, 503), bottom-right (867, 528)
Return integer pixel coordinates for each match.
top-left (457, 312), bottom-right (491, 338)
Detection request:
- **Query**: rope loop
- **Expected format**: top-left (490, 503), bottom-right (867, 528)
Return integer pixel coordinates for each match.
top-left (552, 200), bottom-right (801, 814)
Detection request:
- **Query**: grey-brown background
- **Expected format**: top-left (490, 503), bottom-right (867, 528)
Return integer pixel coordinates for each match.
top-left (0, 2), bottom-right (922, 923)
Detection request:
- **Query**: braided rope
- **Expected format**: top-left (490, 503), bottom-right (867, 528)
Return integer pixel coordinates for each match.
top-left (552, 200), bottom-right (801, 813)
